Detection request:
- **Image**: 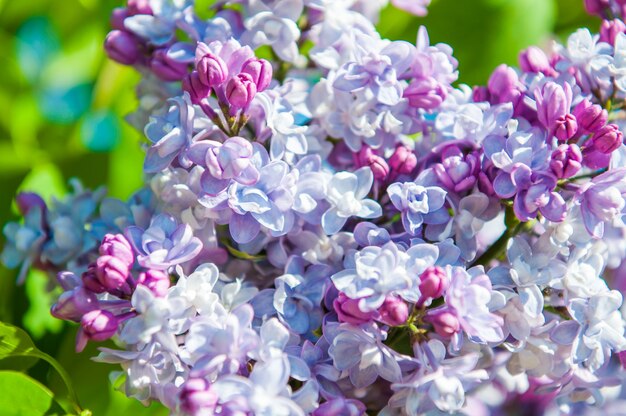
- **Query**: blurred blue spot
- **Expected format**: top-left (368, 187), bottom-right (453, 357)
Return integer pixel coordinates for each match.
top-left (15, 17), bottom-right (60, 83)
top-left (80, 111), bottom-right (121, 152)
top-left (38, 83), bottom-right (92, 124)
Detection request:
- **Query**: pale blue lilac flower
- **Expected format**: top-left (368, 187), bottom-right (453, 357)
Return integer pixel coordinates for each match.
top-left (96, 341), bottom-right (184, 402)
top-left (125, 214), bottom-right (203, 270)
top-left (226, 160), bottom-right (297, 243)
top-left (387, 181), bottom-right (447, 235)
top-left (552, 290), bottom-right (626, 371)
top-left (256, 92), bottom-right (308, 160)
top-left (185, 304), bottom-right (259, 375)
top-left (576, 168), bottom-right (626, 238)
top-left (123, 0), bottom-right (191, 46)
top-left (241, 0), bottom-right (305, 65)
top-left (387, 339), bottom-right (488, 414)
top-left (212, 356), bottom-right (304, 415)
top-left (331, 241), bottom-right (437, 310)
top-left (144, 94), bottom-right (196, 173)
top-left (321, 167), bottom-right (381, 235)
top-left (273, 257), bottom-right (330, 335)
top-left (327, 323), bottom-right (402, 388)
top-left (441, 266), bottom-right (504, 345)
top-left (1, 193), bottom-right (47, 283)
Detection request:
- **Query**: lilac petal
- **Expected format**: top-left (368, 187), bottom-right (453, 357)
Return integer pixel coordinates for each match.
top-left (540, 192), bottom-right (566, 222)
top-left (144, 148), bottom-right (177, 173)
top-left (201, 174), bottom-right (230, 196)
top-left (354, 167), bottom-right (374, 199)
top-left (322, 208), bottom-right (348, 235)
top-left (493, 173), bottom-right (516, 198)
top-left (230, 214), bottom-right (260, 244)
top-left (357, 199), bottom-right (382, 219)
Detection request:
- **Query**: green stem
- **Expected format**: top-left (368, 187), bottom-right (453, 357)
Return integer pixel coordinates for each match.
top-left (31, 350), bottom-right (83, 415)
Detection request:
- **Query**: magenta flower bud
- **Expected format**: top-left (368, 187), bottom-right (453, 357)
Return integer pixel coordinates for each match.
top-left (104, 30), bottom-right (140, 65)
top-left (179, 378), bottom-right (218, 416)
top-left (403, 77), bottom-right (447, 110)
top-left (82, 263), bottom-right (106, 293)
top-left (554, 113), bottom-right (578, 141)
top-left (225, 73), bottom-right (257, 109)
top-left (535, 81), bottom-right (573, 136)
top-left (588, 124), bottom-right (624, 154)
top-left (487, 65), bottom-right (523, 105)
top-left (182, 71), bottom-right (211, 105)
top-left (51, 287), bottom-right (98, 322)
top-left (333, 292), bottom-right (376, 325)
top-left (196, 53), bottom-right (228, 87)
top-left (418, 266), bottom-right (449, 305)
top-left (110, 8), bottom-right (129, 30)
top-left (99, 233), bottom-right (134, 267)
top-left (356, 147), bottom-right (389, 181)
top-left (600, 19), bottom-right (626, 45)
top-left (472, 86), bottom-right (490, 102)
top-left (389, 145), bottom-right (417, 175)
top-left (151, 49), bottom-right (189, 81)
top-left (619, 350), bottom-right (626, 370)
top-left (127, 0), bottom-right (153, 15)
top-left (96, 255), bottom-right (132, 296)
top-left (550, 144), bottom-right (582, 179)
top-left (76, 309), bottom-right (120, 351)
top-left (573, 99), bottom-right (608, 134)
top-left (377, 295), bottom-right (409, 326)
top-left (426, 310), bottom-right (461, 338)
top-left (136, 269), bottom-right (170, 297)
top-left (584, 0), bottom-right (610, 16)
top-left (519, 46), bottom-right (554, 75)
top-left (241, 58), bottom-right (273, 92)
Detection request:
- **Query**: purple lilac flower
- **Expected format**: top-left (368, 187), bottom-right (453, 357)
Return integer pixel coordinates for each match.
top-left (576, 168), bottom-right (626, 238)
top-left (387, 181), bottom-right (448, 235)
top-left (125, 214), bottom-right (203, 270)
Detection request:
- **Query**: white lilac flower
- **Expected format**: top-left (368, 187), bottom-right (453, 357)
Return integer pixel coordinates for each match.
top-left (321, 167), bottom-right (381, 235)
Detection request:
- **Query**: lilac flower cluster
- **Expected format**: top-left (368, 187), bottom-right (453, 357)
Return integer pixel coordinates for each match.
top-left (6, 0), bottom-right (626, 414)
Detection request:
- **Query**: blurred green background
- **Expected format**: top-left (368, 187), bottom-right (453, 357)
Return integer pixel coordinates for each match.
top-left (0, 0), bottom-right (597, 413)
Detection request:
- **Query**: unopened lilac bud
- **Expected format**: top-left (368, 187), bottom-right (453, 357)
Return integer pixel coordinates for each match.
top-left (573, 99), bottom-right (608, 134)
top-left (51, 287), bottom-right (98, 322)
top-left (104, 30), bottom-right (140, 65)
top-left (389, 145), bottom-right (417, 175)
top-left (377, 295), bottom-right (409, 326)
top-left (100, 233), bottom-right (134, 267)
top-left (127, 0), bottom-right (153, 15)
top-left (473, 86), bottom-right (490, 102)
top-left (488, 65), bottom-right (522, 105)
top-left (418, 266), bottom-right (449, 305)
top-left (241, 58), bottom-right (273, 92)
top-left (110, 8), bottom-right (128, 30)
top-left (356, 147), bottom-right (389, 181)
top-left (550, 144), bottom-right (582, 179)
top-left (96, 255), bottom-right (132, 296)
top-left (600, 19), bottom-right (626, 45)
top-left (182, 71), bottom-right (211, 105)
top-left (226, 73), bottom-right (257, 109)
top-left (151, 49), bottom-right (189, 81)
top-left (519, 46), bottom-right (554, 75)
top-left (136, 269), bottom-right (170, 297)
top-left (554, 113), bottom-right (578, 141)
top-left (196, 53), bottom-right (228, 87)
top-left (589, 124), bottom-right (624, 154)
top-left (426, 310), bottom-right (460, 338)
top-left (82, 263), bottom-right (106, 293)
top-left (179, 378), bottom-right (218, 416)
top-left (403, 77), bottom-right (446, 110)
top-left (333, 292), bottom-right (376, 325)
top-left (77, 309), bottom-right (119, 351)
top-left (584, 0), bottom-right (610, 16)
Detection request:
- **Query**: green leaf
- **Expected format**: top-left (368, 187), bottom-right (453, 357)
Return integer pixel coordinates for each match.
top-left (0, 321), bottom-right (82, 414)
top-left (0, 371), bottom-right (65, 416)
